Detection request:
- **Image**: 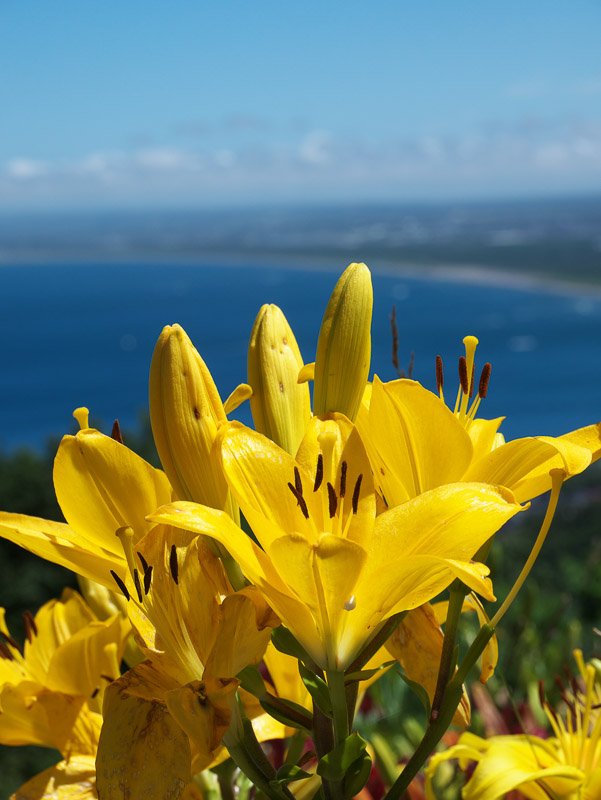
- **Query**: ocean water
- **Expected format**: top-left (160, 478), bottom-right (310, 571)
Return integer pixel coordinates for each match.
top-left (2, 261), bottom-right (601, 451)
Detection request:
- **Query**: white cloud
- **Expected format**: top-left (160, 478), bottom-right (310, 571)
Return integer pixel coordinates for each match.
top-left (298, 131), bottom-right (332, 165)
top-left (6, 158), bottom-right (48, 179)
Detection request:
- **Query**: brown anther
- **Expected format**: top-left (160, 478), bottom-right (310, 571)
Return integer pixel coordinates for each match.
top-left (143, 565), bottom-right (153, 595)
top-left (555, 674), bottom-right (566, 693)
top-left (100, 674), bottom-right (115, 683)
top-left (1, 630), bottom-right (22, 652)
top-left (111, 419), bottom-right (124, 444)
top-left (478, 363), bottom-right (492, 399)
top-left (538, 679), bottom-right (546, 708)
top-left (133, 569), bottom-right (143, 603)
top-left (0, 640), bottom-right (14, 660)
top-left (137, 551), bottom-right (149, 573)
top-left (458, 356), bottom-right (469, 394)
top-left (314, 454), bottom-right (323, 492)
top-left (169, 544), bottom-right (179, 585)
top-left (298, 750), bottom-right (317, 768)
top-left (294, 466), bottom-right (303, 497)
top-left (340, 461), bottom-right (348, 498)
top-left (287, 482), bottom-right (309, 519)
top-left (352, 474), bottom-right (363, 514)
top-left (469, 363), bottom-right (475, 398)
top-left (110, 570), bottom-right (130, 602)
top-left (22, 610), bottom-right (37, 643)
top-left (327, 482), bottom-right (338, 518)
top-left (91, 687), bottom-right (100, 699)
top-left (435, 355), bottom-right (444, 393)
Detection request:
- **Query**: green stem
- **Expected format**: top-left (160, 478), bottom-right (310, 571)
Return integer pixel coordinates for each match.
top-left (312, 700), bottom-right (335, 800)
top-left (383, 625), bottom-right (495, 800)
top-left (430, 581), bottom-right (468, 721)
top-left (327, 670), bottom-right (350, 744)
top-left (285, 729), bottom-right (308, 766)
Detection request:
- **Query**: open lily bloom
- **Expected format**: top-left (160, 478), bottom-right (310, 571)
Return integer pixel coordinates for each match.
top-left (0, 590), bottom-right (130, 800)
top-left (426, 649), bottom-right (601, 800)
top-left (357, 336), bottom-right (601, 507)
top-left (96, 525), bottom-right (283, 797)
top-left (150, 413), bottom-right (524, 671)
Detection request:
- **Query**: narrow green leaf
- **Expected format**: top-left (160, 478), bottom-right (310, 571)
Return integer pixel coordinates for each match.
top-left (272, 626), bottom-right (313, 664)
top-left (259, 696), bottom-right (313, 730)
top-left (299, 662), bottom-right (332, 717)
top-left (396, 669), bottom-right (431, 719)
top-left (343, 752), bottom-right (372, 800)
top-left (344, 660), bottom-right (395, 683)
top-left (237, 664), bottom-right (268, 699)
top-left (271, 764), bottom-right (312, 786)
top-left (316, 733), bottom-right (368, 781)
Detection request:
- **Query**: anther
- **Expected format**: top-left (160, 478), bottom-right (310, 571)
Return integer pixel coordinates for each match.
top-left (111, 419), bottom-right (124, 444)
top-left (1, 630), bottom-right (22, 652)
top-left (91, 687), bottom-right (100, 699)
top-left (435, 355), bottom-right (444, 393)
top-left (137, 551), bottom-right (149, 573)
top-left (294, 466), bottom-right (303, 497)
top-left (0, 641), bottom-right (14, 660)
top-left (469, 364), bottom-right (475, 398)
top-left (287, 482), bottom-right (309, 519)
top-left (458, 356), bottom-right (469, 395)
top-left (478, 363), bottom-right (492, 399)
top-left (22, 610), bottom-right (38, 643)
top-left (538, 679), bottom-right (546, 708)
top-left (340, 461), bottom-right (348, 498)
top-left (327, 482), bottom-right (337, 518)
top-left (314, 454), bottom-right (324, 492)
top-left (110, 570), bottom-right (130, 602)
top-left (101, 674), bottom-right (115, 683)
top-left (143, 565), bottom-right (153, 595)
top-left (133, 569), bottom-right (143, 603)
top-left (169, 544), bottom-right (179, 585)
top-left (352, 474), bottom-right (363, 514)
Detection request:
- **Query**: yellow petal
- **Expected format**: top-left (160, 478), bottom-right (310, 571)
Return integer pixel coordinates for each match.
top-left (386, 604), bottom-right (470, 727)
top-left (468, 417), bottom-right (505, 463)
top-left (247, 304), bottom-right (311, 455)
top-left (0, 512), bottom-right (126, 588)
top-left (10, 756), bottom-right (97, 800)
top-left (54, 427), bottom-right (172, 550)
top-left (357, 378), bottom-right (473, 505)
top-left (0, 682), bottom-right (84, 750)
top-left (97, 675), bottom-right (191, 800)
top-left (223, 383), bottom-right (253, 414)
top-left (149, 323), bottom-right (235, 517)
top-left (313, 262), bottom-right (373, 421)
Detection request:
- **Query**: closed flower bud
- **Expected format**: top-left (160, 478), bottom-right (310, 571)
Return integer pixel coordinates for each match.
top-left (247, 304), bottom-right (311, 455)
top-left (149, 324), bottom-right (235, 518)
top-left (313, 262), bottom-right (373, 421)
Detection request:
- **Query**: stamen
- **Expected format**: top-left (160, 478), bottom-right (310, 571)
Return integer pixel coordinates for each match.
top-left (111, 419), bottom-right (124, 444)
top-left (1, 630), bottom-right (22, 652)
top-left (478, 363), bottom-right (492, 399)
top-left (133, 569), bottom-right (143, 603)
top-left (327, 482), bottom-right (337, 518)
top-left (143, 565), bottom-right (153, 595)
top-left (538, 679), bottom-right (546, 708)
top-left (294, 466), bottom-right (303, 497)
top-left (101, 674), bottom-right (115, 683)
top-left (314, 454), bottom-right (324, 492)
top-left (352, 474), bottom-right (363, 514)
top-left (110, 570), bottom-right (130, 601)
top-left (0, 641), bottom-right (13, 661)
top-left (287, 482), bottom-right (309, 519)
top-left (469, 364), bottom-right (475, 398)
top-left (91, 687), bottom-right (100, 699)
top-left (435, 355), bottom-right (444, 395)
top-left (137, 551), bottom-right (149, 573)
top-left (22, 611), bottom-right (37, 643)
top-left (169, 544), bottom-right (179, 585)
top-left (458, 356), bottom-right (469, 395)
top-left (340, 461), bottom-right (348, 498)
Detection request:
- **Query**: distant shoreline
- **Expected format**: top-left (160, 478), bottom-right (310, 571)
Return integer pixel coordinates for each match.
top-left (2, 247), bottom-right (601, 298)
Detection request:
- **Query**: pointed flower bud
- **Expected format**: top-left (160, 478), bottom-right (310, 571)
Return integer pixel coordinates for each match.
top-left (247, 304), bottom-right (311, 455)
top-left (149, 324), bottom-right (235, 518)
top-left (313, 262), bottom-right (373, 421)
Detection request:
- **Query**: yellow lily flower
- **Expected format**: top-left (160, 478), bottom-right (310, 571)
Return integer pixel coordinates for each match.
top-left (0, 409), bottom-right (173, 588)
top-left (248, 304), bottom-right (311, 455)
top-left (426, 650), bottom-right (601, 800)
top-left (149, 414), bottom-right (524, 670)
top-left (357, 336), bottom-right (601, 507)
top-left (96, 525), bottom-right (282, 796)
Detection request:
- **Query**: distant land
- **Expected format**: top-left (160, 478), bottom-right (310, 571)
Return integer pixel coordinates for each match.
top-left (0, 195), bottom-right (600, 289)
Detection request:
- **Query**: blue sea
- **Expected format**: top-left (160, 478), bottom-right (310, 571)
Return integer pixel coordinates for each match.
top-left (2, 261), bottom-right (601, 451)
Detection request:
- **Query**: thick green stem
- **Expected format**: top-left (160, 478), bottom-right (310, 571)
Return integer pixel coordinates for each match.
top-left (430, 580), bottom-right (468, 721)
top-left (327, 670), bottom-right (350, 744)
top-left (312, 700), bottom-right (335, 800)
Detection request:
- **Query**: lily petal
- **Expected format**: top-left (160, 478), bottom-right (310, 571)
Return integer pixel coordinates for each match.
top-left (10, 755), bottom-right (97, 800)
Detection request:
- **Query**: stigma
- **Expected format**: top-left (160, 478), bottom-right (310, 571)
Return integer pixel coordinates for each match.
top-left (436, 336), bottom-right (492, 429)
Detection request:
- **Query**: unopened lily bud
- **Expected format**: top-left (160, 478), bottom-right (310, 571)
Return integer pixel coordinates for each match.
top-left (313, 262), bottom-right (373, 421)
top-left (149, 324), bottom-right (235, 518)
top-left (247, 304), bottom-right (311, 455)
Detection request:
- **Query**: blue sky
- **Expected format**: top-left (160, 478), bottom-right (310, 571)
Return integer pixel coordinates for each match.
top-left (2, 0), bottom-right (601, 209)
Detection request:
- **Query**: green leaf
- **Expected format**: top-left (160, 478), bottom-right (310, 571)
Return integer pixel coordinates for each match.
top-left (343, 752), bottom-right (372, 800)
top-left (237, 664), bottom-right (268, 699)
top-left (316, 733), bottom-right (368, 781)
top-left (299, 662), bottom-right (332, 717)
top-left (396, 669), bottom-right (431, 719)
top-left (344, 660), bottom-right (396, 683)
top-left (259, 696), bottom-right (313, 730)
top-left (270, 764), bottom-right (312, 786)
top-left (272, 626), bottom-right (313, 663)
